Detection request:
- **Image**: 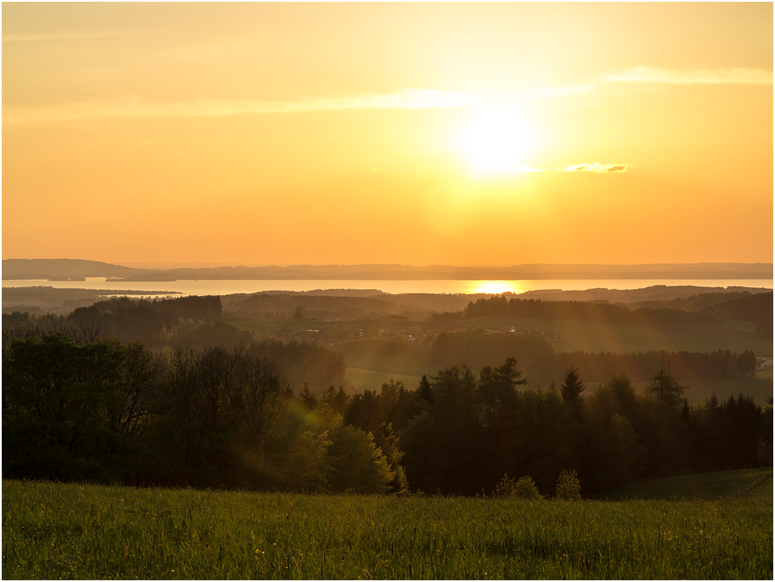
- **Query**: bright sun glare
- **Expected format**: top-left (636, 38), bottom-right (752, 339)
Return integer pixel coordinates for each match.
top-left (469, 280), bottom-right (523, 294)
top-left (458, 107), bottom-right (535, 174)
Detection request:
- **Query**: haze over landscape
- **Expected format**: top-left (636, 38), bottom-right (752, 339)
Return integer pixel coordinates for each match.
top-left (2, 5), bottom-right (773, 580)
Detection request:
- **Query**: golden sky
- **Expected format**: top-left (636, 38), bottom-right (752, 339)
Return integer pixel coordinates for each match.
top-left (3, 3), bottom-right (772, 267)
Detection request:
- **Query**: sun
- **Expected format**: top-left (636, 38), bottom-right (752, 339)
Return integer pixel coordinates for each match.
top-left (468, 280), bottom-right (524, 295)
top-left (457, 107), bottom-right (536, 174)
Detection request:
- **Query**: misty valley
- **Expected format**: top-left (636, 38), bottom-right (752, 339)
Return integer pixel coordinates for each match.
top-left (4, 2), bottom-right (772, 578)
top-left (3, 276), bottom-right (772, 494)
top-left (3, 277), bottom-right (773, 579)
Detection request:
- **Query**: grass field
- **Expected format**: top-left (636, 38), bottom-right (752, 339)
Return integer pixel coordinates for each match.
top-left (465, 316), bottom-right (773, 358)
top-left (221, 315), bottom-right (280, 335)
top-left (3, 476), bottom-right (772, 579)
top-left (346, 367), bottom-right (423, 393)
top-left (598, 468), bottom-right (773, 501)
top-left (338, 340), bottom-right (433, 378)
top-left (223, 315), bottom-right (465, 338)
top-left (225, 310), bottom-right (772, 359)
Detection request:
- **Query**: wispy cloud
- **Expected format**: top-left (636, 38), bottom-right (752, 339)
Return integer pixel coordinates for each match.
top-left (556, 163), bottom-right (629, 173)
top-left (3, 31), bottom-right (140, 42)
top-left (605, 67), bottom-right (772, 85)
top-left (3, 89), bottom-right (474, 125)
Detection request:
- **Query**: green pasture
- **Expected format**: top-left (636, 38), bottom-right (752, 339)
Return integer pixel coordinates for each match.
top-left (220, 315), bottom-right (280, 335)
top-left (465, 316), bottom-right (772, 358)
top-left (223, 315), bottom-right (464, 337)
top-left (598, 468), bottom-right (773, 501)
top-left (346, 367), bottom-right (423, 393)
top-left (338, 340), bottom-right (433, 377)
top-left (3, 478), bottom-right (772, 580)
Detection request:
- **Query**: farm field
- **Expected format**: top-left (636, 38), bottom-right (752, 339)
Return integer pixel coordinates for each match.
top-left (338, 340), bottom-right (433, 378)
top-left (224, 313), bottom-right (772, 359)
top-left (346, 367), bottom-right (423, 393)
top-left (3, 476), bottom-right (772, 580)
top-left (222, 315), bottom-right (464, 338)
top-left (220, 315), bottom-right (279, 336)
top-left (464, 316), bottom-right (773, 358)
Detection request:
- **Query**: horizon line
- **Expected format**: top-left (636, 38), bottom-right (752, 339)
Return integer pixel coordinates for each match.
top-left (3, 258), bottom-right (773, 270)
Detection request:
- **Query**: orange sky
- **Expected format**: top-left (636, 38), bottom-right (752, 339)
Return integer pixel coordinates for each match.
top-left (3, 3), bottom-right (772, 267)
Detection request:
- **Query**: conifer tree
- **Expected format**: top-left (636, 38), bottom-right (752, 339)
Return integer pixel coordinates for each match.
top-left (417, 374), bottom-right (434, 405)
top-left (299, 382), bottom-right (317, 409)
top-left (560, 366), bottom-right (586, 408)
top-left (646, 368), bottom-right (687, 409)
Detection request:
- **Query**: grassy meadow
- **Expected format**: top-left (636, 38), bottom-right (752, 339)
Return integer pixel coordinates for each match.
top-left (598, 467), bottom-right (773, 501)
top-left (3, 473), bottom-right (772, 580)
top-left (464, 315), bottom-right (772, 358)
top-left (346, 367), bottom-right (423, 393)
top-left (225, 313), bottom-right (772, 359)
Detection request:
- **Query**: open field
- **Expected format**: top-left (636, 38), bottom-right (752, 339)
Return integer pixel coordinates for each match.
top-left (220, 315), bottom-right (280, 336)
top-left (3, 478), bottom-right (771, 579)
top-left (225, 313), bottom-right (772, 359)
top-left (465, 316), bottom-right (772, 358)
top-left (223, 315), bottom-right (464, 337)
top-left (346, 367), bottom-right (423, 393)
top-left (338, 340), bottom-right (433, 378)
top-left (598, 468), bottom-right (773, 501)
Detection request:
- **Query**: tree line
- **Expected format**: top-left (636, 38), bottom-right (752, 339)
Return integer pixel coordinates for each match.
top-left (428, 327), bottom-right (757, 385)
top-left (68, 295), bottom-right (222, 344)
top-left (3, 329), bottom-right (770, 497)
top-left (3, 307), bottom-right (346, 391)
top-left (2, 332), bottom-right (394, 494)
top-left (431, 292), bottom-right (773, 332)
top-left (431, 327), bottom-right (555, 369)
top-left (527, 349), bottom-right (758, 385)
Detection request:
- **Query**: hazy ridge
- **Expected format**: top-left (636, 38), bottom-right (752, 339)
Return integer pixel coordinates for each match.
top-left (3, 258), bottom-right (772, 281)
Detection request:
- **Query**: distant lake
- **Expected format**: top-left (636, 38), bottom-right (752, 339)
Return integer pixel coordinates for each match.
top-left (3, 278), bottom-right (772, 297)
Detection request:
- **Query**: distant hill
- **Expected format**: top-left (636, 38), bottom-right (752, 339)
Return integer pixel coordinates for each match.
top-left (597, 468), bottom-right (773, 501)
top-left (120, 263), bottom-right (774, 281)
top-left (3, 259), bottom-right (151, 280)
top-left (3, 259), bottom-right (773, 281)
top-left (519, 285), bottom-right (772, 304)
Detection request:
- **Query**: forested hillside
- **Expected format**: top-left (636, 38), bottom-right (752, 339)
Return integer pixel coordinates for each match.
top-left (2, 286), bottom-right (771, 497)
top-left (2, 326), bottom-right (770, 496)
top-left (434, 291), bottom-right (773, 333)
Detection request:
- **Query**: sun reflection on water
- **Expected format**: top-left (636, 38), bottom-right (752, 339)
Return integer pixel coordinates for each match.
top-left (467, 280), bottom-right (525, 295)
